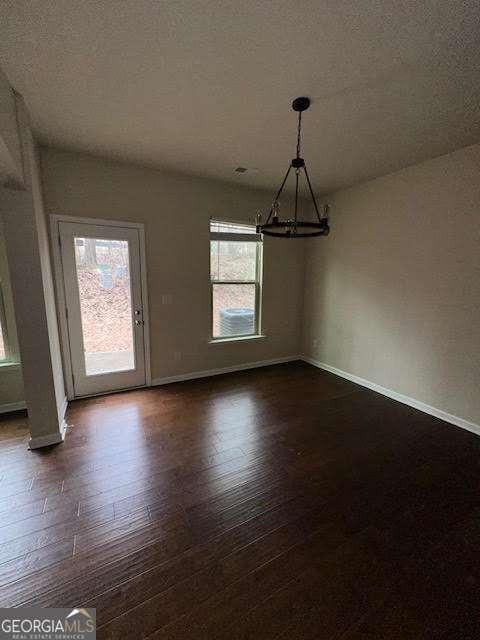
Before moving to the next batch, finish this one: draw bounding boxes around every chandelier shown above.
[256,97,330,238]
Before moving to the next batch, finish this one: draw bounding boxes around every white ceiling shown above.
[1,1,479,194]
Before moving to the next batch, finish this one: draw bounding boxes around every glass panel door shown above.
[59,221,146,397]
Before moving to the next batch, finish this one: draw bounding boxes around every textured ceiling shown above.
[1,1,479,194]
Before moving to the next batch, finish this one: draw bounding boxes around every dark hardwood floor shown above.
[0,361,479,638]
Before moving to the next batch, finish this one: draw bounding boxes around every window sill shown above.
[0,361,21,370]
[209,334,266,345]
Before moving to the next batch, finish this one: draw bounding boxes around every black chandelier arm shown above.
[265,164,292,224]
[303,163,323,223]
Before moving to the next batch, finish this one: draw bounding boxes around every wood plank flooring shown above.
[0,361,479,638]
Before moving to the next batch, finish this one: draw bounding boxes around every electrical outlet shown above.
[161,293,173,305]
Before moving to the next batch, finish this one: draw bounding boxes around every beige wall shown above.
[41,147,305,382]
[303,143,480,425]
[0,363,23,407]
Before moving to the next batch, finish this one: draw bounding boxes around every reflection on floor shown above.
[0,361,479,638]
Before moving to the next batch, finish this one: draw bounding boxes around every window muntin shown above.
[210,220,262,340]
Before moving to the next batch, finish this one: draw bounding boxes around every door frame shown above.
[50,214,151,400]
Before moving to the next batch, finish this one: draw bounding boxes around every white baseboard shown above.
[151,355,300,387]
[0,400,26,414]
[302,355,480,438]
[29,419,67,450]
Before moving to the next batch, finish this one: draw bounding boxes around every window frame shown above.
[0,225,21,366]
[210,220,263,342]
[0,281,11,362]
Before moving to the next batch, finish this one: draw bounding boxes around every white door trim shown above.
[50,214,151,400]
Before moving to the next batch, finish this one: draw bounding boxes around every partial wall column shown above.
[0,85,66,449]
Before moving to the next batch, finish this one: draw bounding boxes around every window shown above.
[0,229,20,364]
[210,219,263,340]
